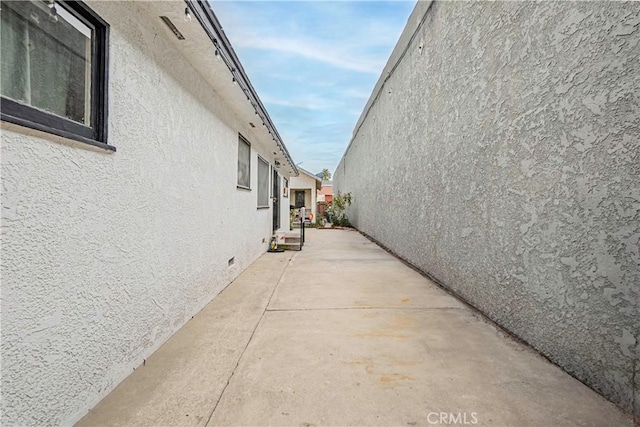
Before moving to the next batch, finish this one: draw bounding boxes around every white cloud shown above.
[234,35,384,74]
[211,0,415,173]
[261,94,333,111]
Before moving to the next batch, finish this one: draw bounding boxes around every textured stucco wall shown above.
[335,1,640,417]
[1,2,289,425]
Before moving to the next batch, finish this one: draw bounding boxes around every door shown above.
[295,190,305,208]
[272,169,280,233]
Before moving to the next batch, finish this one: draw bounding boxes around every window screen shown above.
[257,156,269,208]
[1,1,92,124]
[0,0,110,148]
[237,135,251,188]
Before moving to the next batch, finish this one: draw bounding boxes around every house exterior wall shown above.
[305,190,312,212]
[290,174,318,221]
[318,184,333,204]
[335,0,639,417]
[1,2,290,425]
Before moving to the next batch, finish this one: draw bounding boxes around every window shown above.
[237,135,251,189]
[257,156,269,208]
[0,0,110,149]
[283,178,289,198]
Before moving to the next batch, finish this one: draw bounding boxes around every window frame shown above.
[0,0,112,151]
[256,155,270,209]
[237,134,251,190]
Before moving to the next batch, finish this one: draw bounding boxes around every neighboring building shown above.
[317,180,333,221]
[317,180,333,204]
[0,1,297,425]
[335,0,639,419]
[289,167,322,223]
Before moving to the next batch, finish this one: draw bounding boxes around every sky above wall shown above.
[212,1,416,176]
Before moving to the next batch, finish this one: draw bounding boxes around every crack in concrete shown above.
[204,253,294,427]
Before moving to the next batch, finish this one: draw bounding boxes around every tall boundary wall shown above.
[334,1,639,418]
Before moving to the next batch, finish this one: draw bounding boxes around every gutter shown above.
[185,0,299,176]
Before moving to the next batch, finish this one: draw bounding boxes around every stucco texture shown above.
[1,1,288,425]
[335,1,640,417]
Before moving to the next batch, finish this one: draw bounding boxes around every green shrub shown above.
[328,192,352,227]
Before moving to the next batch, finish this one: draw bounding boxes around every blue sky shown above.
[212,1,416,176]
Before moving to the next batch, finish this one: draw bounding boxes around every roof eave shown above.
[185,0,298,176]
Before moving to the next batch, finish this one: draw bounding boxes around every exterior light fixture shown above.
[213,39,221,60]
[184,7,191,21]
[44,0,58,21]
[160,16,185,40]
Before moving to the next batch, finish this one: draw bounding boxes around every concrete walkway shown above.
[78,230,633,427]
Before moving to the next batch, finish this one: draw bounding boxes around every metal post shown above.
[299,206,306,249]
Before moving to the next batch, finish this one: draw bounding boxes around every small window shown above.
[237,135,251,189]
[283,178,289,198]
[0,0,110,150]
[257,156,269,208]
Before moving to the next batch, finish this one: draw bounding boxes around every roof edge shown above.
[186,0,299,176]
[297,167,323,190]
[338,0,432,166]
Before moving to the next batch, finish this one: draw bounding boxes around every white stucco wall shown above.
[1,2,292,425]
[305,190,312,210]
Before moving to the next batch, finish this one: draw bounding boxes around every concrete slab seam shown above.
[357,228,638,420]
[265,307,465,312]
[204,253,295,426]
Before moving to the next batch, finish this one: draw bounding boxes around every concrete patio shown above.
[77,229,633,427]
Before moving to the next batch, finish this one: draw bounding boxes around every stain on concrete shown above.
[344,359,416,388]
[379,374,415,384]
[353,332,411,339]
